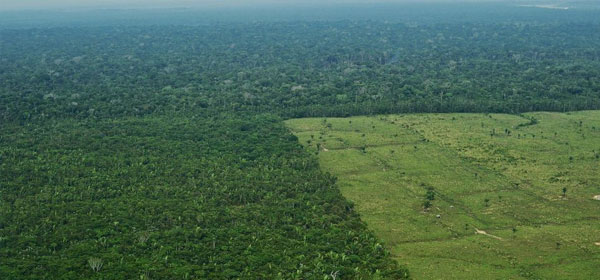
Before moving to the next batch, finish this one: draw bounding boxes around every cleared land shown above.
[286,111,600,279]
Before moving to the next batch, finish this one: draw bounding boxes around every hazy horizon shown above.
[2,0,597,29]
[0,0,553,11]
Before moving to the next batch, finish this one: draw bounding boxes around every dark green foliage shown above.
[0,115,407,279]
[422,188,435,210]
[423,200,432,210]
[2,20,600,122]
[425,188,435,202]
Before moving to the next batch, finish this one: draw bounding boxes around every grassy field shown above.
[286,111,600,279]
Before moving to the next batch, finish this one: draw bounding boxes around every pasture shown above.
[286,111,600,279]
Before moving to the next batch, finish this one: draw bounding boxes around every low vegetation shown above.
[287,111,600,279]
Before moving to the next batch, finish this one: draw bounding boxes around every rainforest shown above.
[1,1,600,279]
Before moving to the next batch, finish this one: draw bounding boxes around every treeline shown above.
[278,98,600,118]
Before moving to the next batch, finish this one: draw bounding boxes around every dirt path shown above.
[475,228,504,240]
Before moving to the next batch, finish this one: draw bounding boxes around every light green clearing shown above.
[286,111,600,279]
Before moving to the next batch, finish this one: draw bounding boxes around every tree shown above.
[423,200,432,210]
[425,188,435,201]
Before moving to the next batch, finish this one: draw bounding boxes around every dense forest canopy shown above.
[1,2,600,279]
[2,4,600,122]
[0,114,407,278]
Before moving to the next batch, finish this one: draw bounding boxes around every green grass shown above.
[286,111,600,279]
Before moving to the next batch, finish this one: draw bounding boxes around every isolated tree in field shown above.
[425,188,435,201]
[423,200,432,210]
[562,187,567,198]
[423,187,435,211]
[484,198,490,207]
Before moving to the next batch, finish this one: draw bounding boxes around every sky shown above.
[0,0,536,11]
[3,0,354,10]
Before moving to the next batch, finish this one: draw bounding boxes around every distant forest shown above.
[2,11,600,122]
